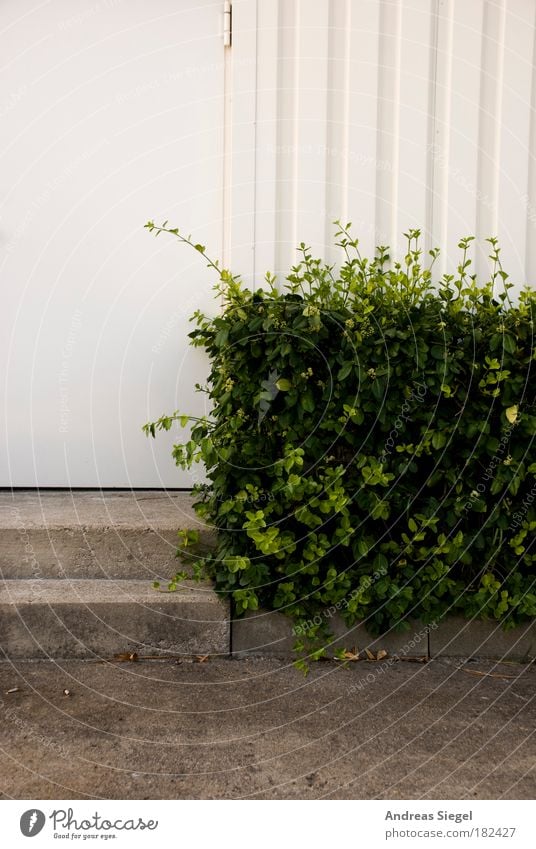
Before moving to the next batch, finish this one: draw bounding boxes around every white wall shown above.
[2,0,534,487]
[0,0,225,487]
[231,0,536,291]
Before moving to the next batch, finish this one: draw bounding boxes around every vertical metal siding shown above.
[233,0,536,289]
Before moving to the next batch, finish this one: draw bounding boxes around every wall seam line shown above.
[426,0,441,255]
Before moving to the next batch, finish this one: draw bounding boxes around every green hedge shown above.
[145,222,536,664]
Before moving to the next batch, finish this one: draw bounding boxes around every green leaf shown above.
[301,391,315,413]
[432,431,447,449]
[505,405,518,424]
[338,362,353,380]
[502,334,517,354]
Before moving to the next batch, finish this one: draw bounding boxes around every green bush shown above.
[144,221,536,664]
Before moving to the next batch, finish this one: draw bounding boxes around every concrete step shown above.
[0,579,229,659]
[2,493,533,663]
[0,491,214,580]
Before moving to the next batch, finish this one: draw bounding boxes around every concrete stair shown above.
[0,490,214,580]
[0,491,228,659]
[0,578,227,659]
[1,491,534,662]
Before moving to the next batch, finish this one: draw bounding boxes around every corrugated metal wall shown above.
[232,0,536,290]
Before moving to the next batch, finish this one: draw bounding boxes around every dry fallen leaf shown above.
[376,649,388,661]
[195,655,209,663]
[365,648,375,661]
[341,649,360,662]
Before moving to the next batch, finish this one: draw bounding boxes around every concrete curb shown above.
[232,609,536,661]
[232,609,431,657]
[430,616,536,660]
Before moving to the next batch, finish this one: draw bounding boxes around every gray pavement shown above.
[0,657,534,800]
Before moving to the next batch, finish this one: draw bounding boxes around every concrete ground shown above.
[0,657,534,800]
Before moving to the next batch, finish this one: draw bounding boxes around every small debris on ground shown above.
[340,649,360,662]
[364,648,389,661]
[462,667,518,681]
[393,655,428,663]
[335,648,392,663]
